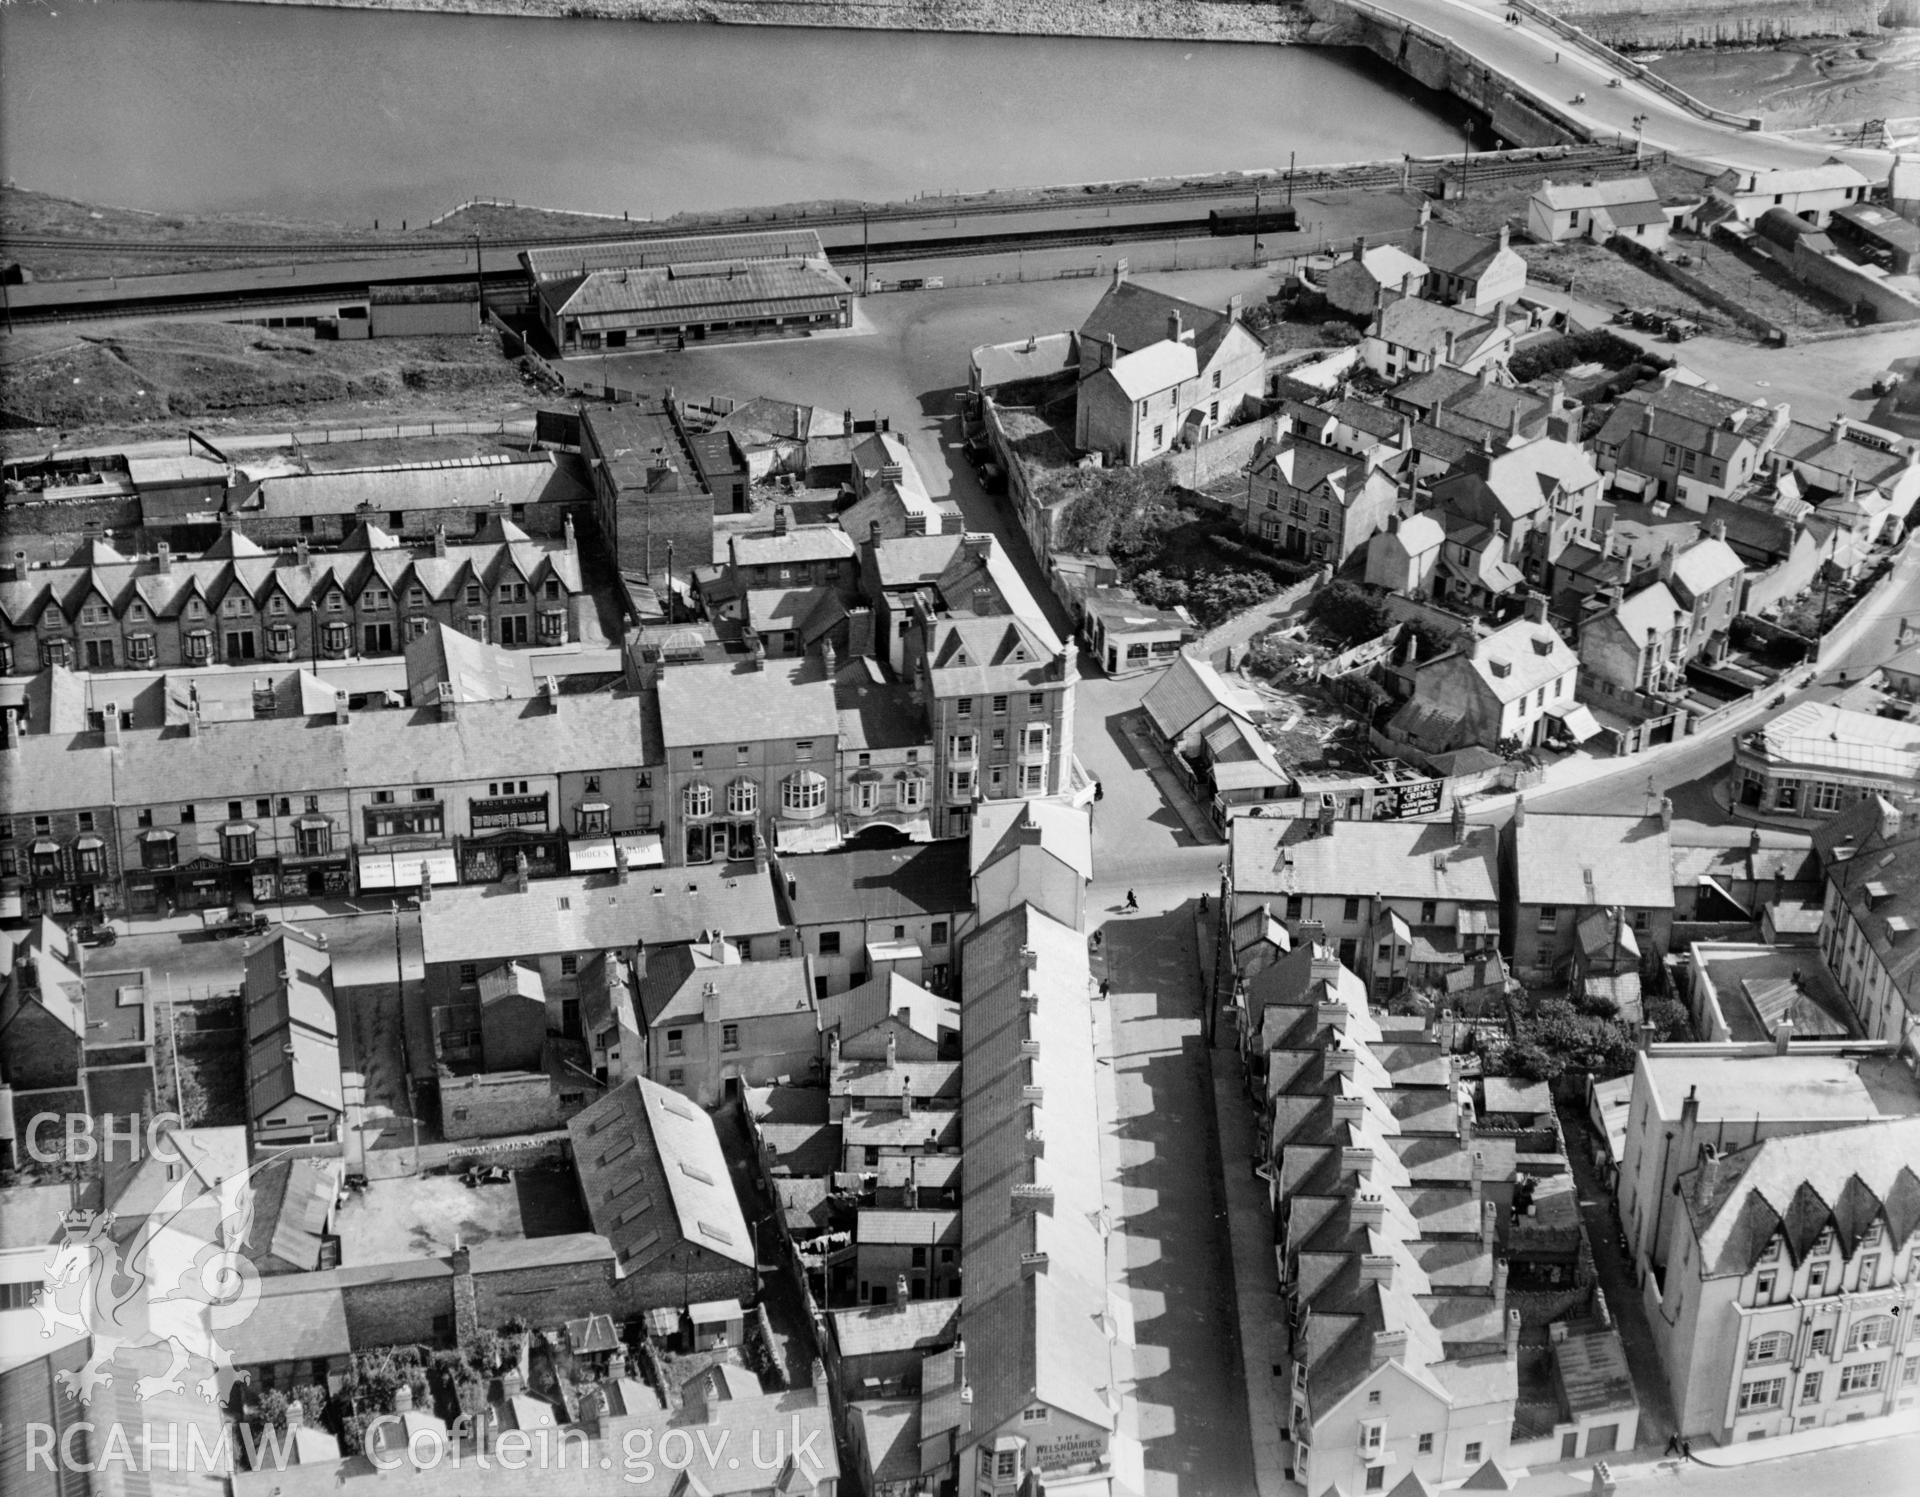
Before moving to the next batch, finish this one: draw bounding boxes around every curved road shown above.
[1368,0,1889,174]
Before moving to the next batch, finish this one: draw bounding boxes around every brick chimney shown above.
[1359,1254,1395,1287]
[1369,1329,1408,1368]
[1167,311,1184,345]
[155,541,172,575]
[433,526,448,558]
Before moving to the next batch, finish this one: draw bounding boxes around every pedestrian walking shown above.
[1099,977,1111,999]
[1665,1434,1681,1457]
[1680,1440,1693,1461]
[1092,928,1104,950]
[1125,889,1139,912]
[1198,891,1210,914]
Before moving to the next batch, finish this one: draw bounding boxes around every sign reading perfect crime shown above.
[1393,779,1443,818]
[470,794,550,832]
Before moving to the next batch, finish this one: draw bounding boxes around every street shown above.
[1498,1427,1918,1497]
[1097,898,1255,1496]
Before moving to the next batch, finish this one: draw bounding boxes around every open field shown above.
[0,320,534,436]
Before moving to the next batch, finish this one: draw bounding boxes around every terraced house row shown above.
[0,517,590,674]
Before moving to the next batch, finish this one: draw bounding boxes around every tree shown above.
[1646,997,1693,1042]
[1049,460,1177,557]
[1309,581,1390,645]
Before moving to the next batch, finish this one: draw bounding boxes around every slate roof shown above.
[776,840,970,927]
[1421,222,1506,278]
[970,799,1093,882]
[1078,279,1232,366]
[0,525,581,631]
[820,973,958,1049]
[971,331,1080,390]
[925,614,1061,695]
[1108,340,1199,401]
[1667,536,1745,600]
[1533,176,1660,212]
[639,948,816,1027]
[959,903,1119,1437]
[656,658,838,748]
[732,526,857,569]
[568,1076,754,1272]
[831,1297,962,1359]
[418,866,782,967]
[1232,817,1500,905]
[1141,653,1260,740]
[1680,1116,1920,1277]
[1460,615,1578,705]
[243,928,342,1119]
[1512,813,1674,909]
[1373,297,1499,360]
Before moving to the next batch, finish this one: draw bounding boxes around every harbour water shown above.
[0,1,1466,227]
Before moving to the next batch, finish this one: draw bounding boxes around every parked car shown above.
[1873,368,1904,396]
[1664,318,1702,342]
[70,919,117,948]
[203,904,271,940]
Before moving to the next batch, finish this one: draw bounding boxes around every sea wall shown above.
[200,0,1909,47]
[192,0,1314,43]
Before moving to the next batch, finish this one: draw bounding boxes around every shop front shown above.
[358,846,459,895]
[278,854,354,900]
[462,792,561,884]
[567,833,666,874]
[17,836,117,917]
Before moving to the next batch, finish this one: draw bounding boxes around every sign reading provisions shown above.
[471,794,549,832]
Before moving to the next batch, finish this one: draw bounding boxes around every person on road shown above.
[1198,891,1210,914]
[1099,977,1111,999]
[1125,889,1139,912]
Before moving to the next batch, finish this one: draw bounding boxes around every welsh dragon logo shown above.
[38,1158,268,1407]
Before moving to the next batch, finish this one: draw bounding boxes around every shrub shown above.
[1309,581,1390,645]
[1509,327,1648,384]
[1048,460,1178,557]
[1319,320,1363,347]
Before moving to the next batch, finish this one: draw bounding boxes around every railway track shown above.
[0,146,1647,259]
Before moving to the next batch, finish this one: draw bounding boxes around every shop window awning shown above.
[775,821,843,856]
[1546,703,1602,742]
[570,838,618,872]
[360,849,457,889]
[617,834,665,868]
[837,812,934,844]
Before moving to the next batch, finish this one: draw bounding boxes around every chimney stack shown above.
[433,526,448,558]
[1167,311,1184,345]
[1505,1307,1521,1359]
[1774,1017,1794,1054]
[156,542,172,575]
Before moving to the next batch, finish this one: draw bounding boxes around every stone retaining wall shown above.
[197,0,1314,42]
